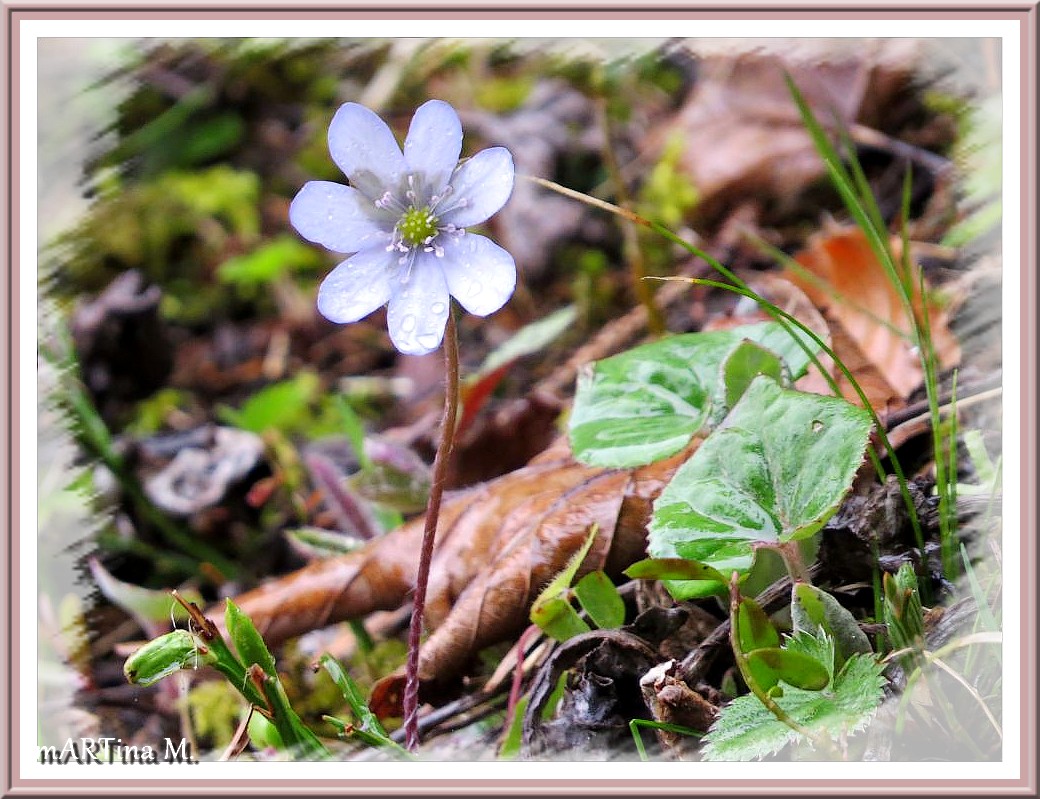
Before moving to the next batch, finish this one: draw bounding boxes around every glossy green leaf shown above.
[225,599,278,678]
[569,323,820,468]
[746,648,830,692]
[791,583,872,664]
[574,571,625,629]
[649,376,873,599]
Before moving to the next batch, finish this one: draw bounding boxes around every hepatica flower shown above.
[290,100,516,355]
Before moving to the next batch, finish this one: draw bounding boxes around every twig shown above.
[389,687,508,745]
[219,707,257,761]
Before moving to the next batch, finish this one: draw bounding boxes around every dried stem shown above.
[402,312,461,752]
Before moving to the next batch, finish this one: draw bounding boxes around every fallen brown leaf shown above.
[224,441,689,686]
[786,225,961,403]
[658,50,913,226]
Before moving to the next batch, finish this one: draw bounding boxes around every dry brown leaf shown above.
[785,226,961,403]
[657,51,912,225]
[224,442,689,685]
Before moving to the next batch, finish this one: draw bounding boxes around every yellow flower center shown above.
[398,207,439,247]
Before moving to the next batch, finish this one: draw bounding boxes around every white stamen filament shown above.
[432,196,470,216]
[375,191,406,214]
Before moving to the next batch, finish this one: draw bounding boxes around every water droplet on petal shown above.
[401,314,417,333]
[467,280,482,298]
[417,333,440,350]
[431,302,446,315]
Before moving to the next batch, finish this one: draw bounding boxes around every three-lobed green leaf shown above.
[569,323,819,468]
[648,375,874,599]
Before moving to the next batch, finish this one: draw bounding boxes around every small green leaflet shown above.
[569,323,820,468]
[530,524,599,641]
[648,376,873,599]
[573,571,625,630]
[226,599,279,678]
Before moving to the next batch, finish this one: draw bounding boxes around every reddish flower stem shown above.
[402,312,460,752]
[506,624,540,722]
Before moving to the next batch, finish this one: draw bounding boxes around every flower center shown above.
[398,207,439,247]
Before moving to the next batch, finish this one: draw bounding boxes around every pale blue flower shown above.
[290,100,516,355]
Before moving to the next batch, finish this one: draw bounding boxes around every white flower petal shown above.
[403,100,463,199]
[440,233,516,317]
[328,102,407,200]
[438,147,515,229]
[289,181,390,254]
[386,254,451,356]
[316,247,395,324]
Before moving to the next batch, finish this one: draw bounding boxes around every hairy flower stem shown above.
[776,541,811,585]
[403,312,461,752]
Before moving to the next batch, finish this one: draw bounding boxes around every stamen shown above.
[433,197,470,217]
[375,190,406,213]
[430,184,454,212]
